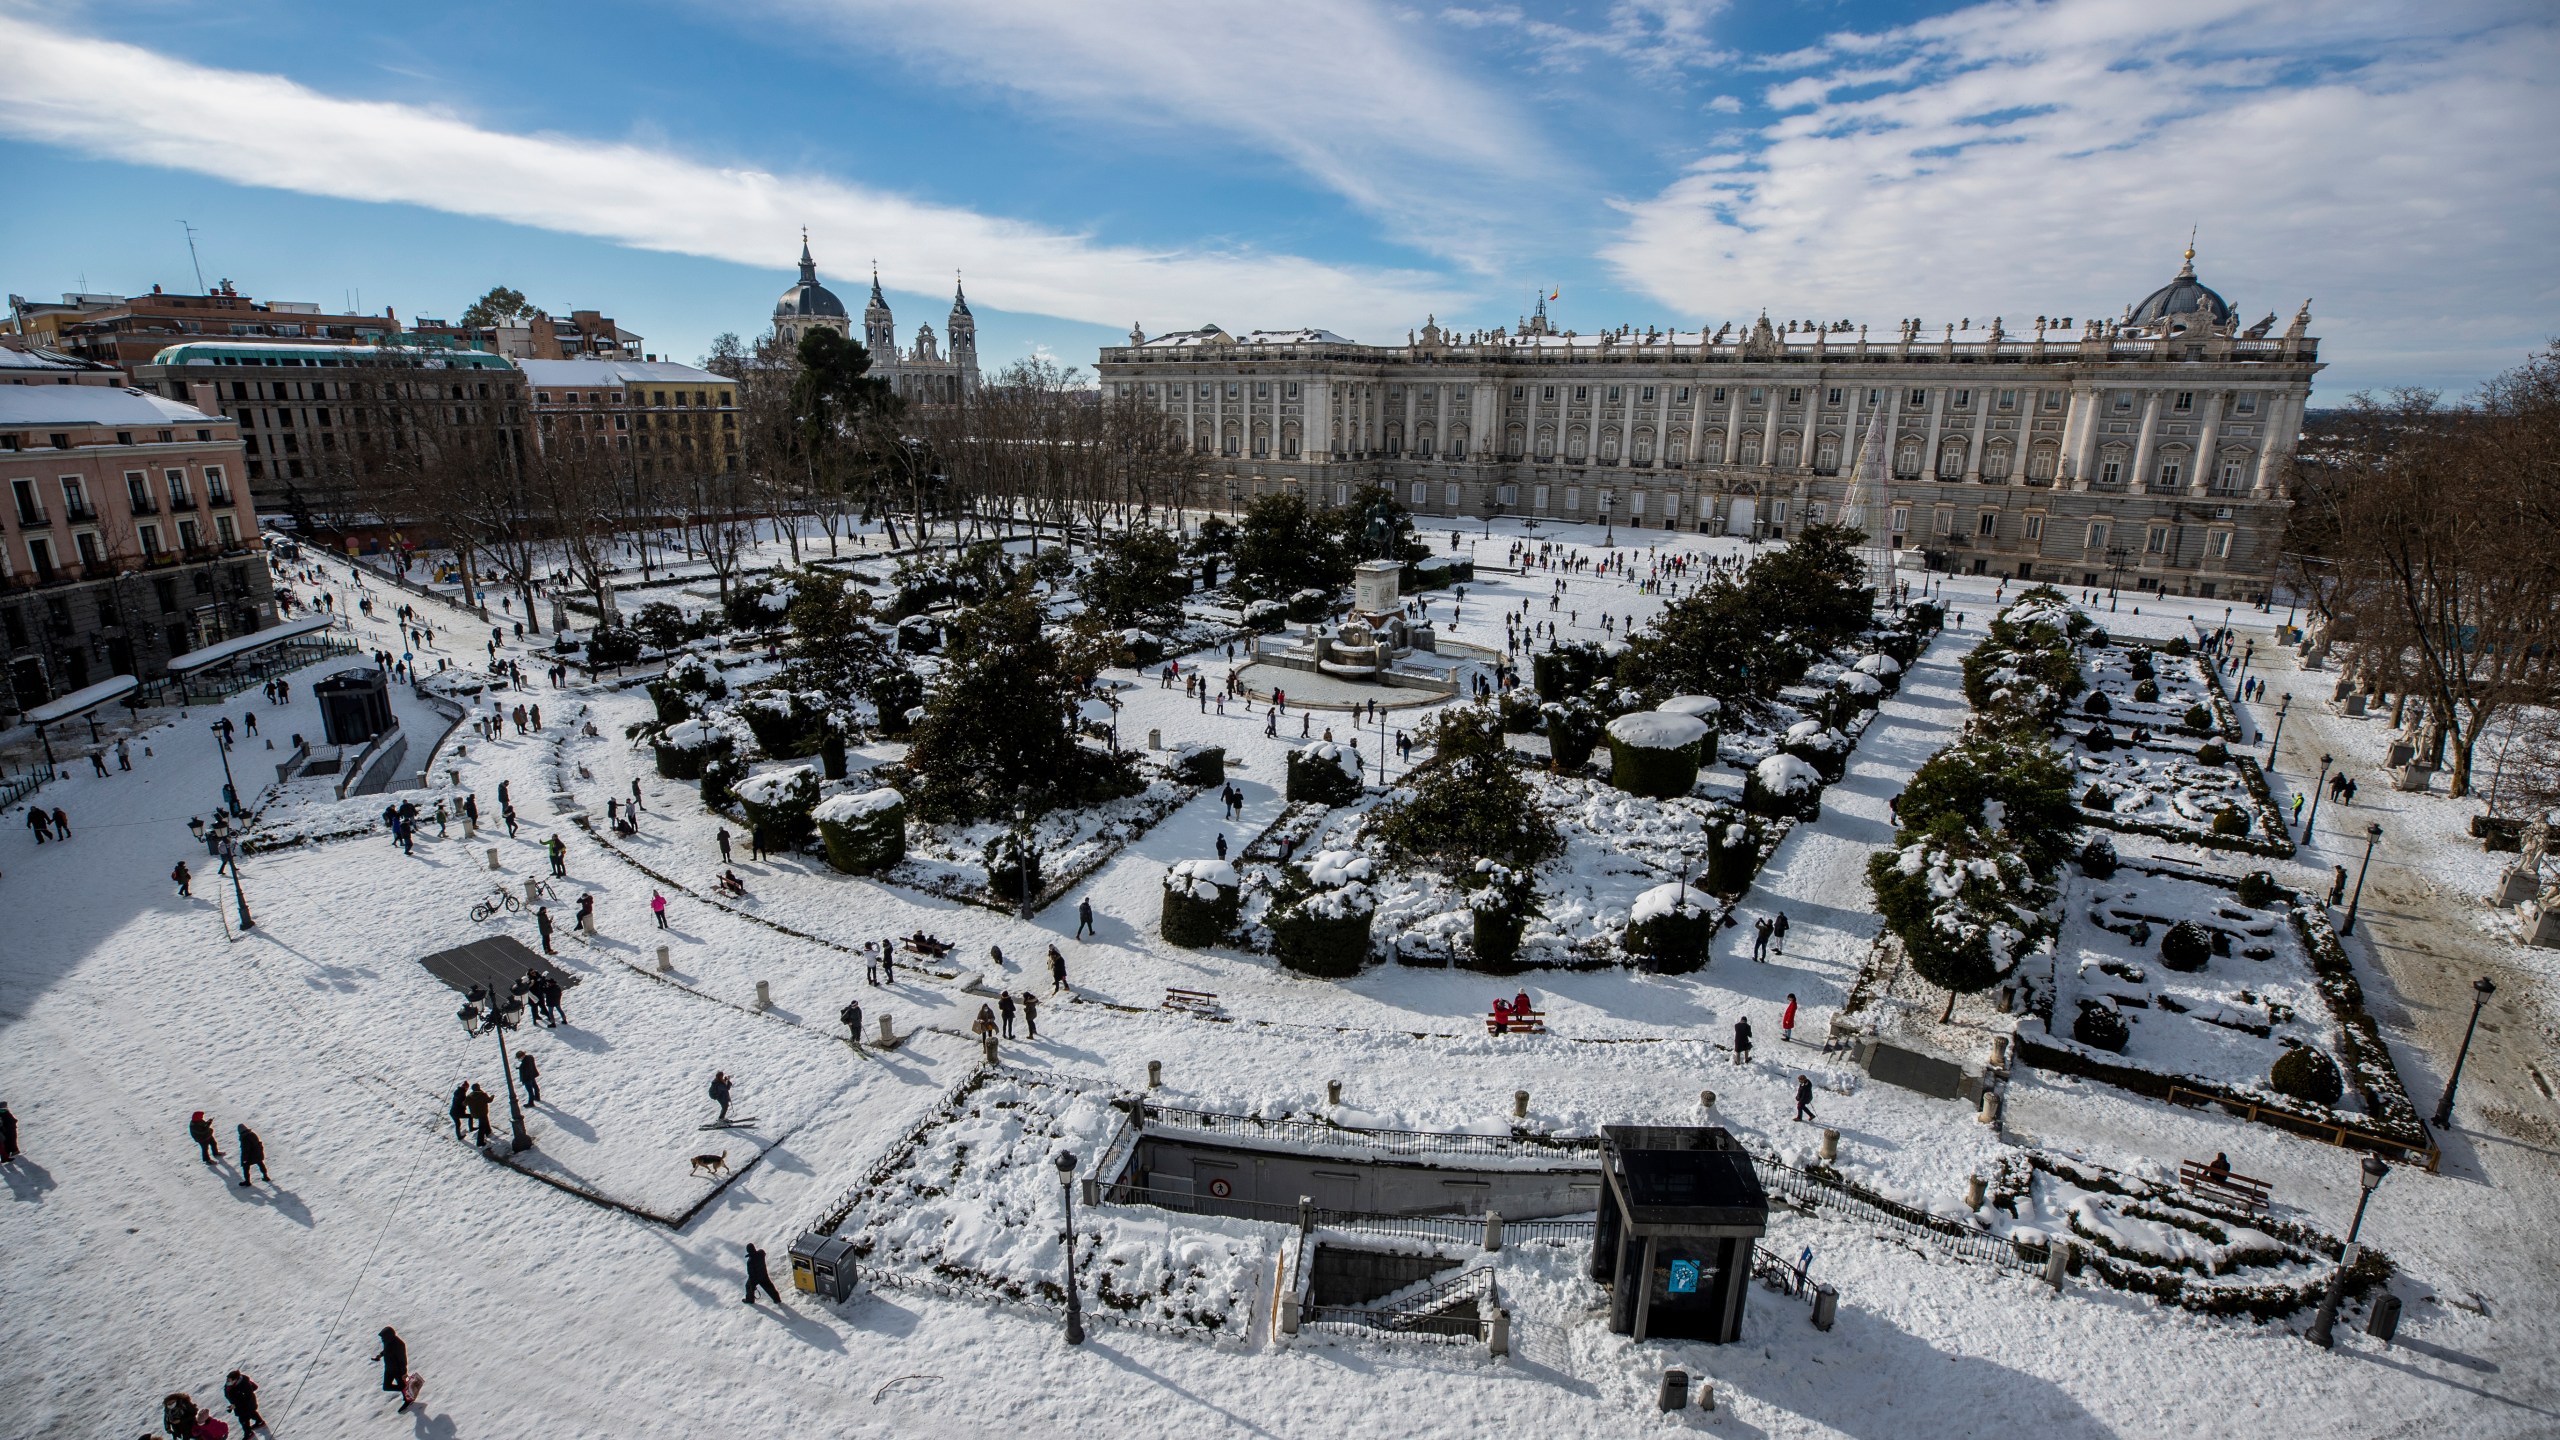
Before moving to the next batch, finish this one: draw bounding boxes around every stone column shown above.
[1963,386,1992,482]
[1922,385,1947,481]
[1653,377,1672,468]
[2129,389,2163,491]
[2062,383,2097,486]
[2191,390,2224,496]
[1838,379,1862,475]
[2252,390,2296,494]
[1723,384,1744,466]
[1211,380,1225,461]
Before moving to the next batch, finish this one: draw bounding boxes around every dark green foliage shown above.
[2163,635,2191,657]
[1330,482,1428,568]
[724,578,786,631]
[1459,862,1540,973]
[700,754,742,810]
[2160,920,2212,972]
[2128,653,2155,679]
[1499,691,1543,733]
[1868,814,2047,1019]
[2269,1045,2343,1106]
[1285,745,1364,805]
[646,682,694,727]
[786,570,893,707]
[981,831,1042,903]
[1232,492,1348,600]
[2196,741,2230,766]
[634,601,691,652]
[1743,763,1822,820]
[2086,628,2110,648]
[2134,679,2161,703]
[737,766,821,852]
[653,730,733,781]
[2183,704,2213,732]
[1467,907,1530,972]
[2085,725,2116,753]
[1374,706,1562,874]
[1273,907,1373,977]
[1897,732,2083,879]
[1627,899,1714,974]
[820,732,847,780]
[587,626,641,667]
[817,795,906,875]
[2074,1000,2131,1052]
[1174,745,1226,787]
[1284,589,1336,622]
[1532,642,1610,700]
[1545,703,1603,771]
[1705,816,1761,895]
[2083,782,2113,810]
[2080,836,2119,878]
[871,669,924,737]
[2084,692,2114,717]
[1084,524,1190,630]
[2210,807,2250,836]
[903,579,1110,823]
[1608,728,1702,797]
[2236,871,2280,908]
[1617,526,1873,706]
[740,690,828,759]
[1160,868,1240,948]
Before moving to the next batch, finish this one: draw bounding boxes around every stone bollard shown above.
[1657,1370,1689,1412]
[1980,1090,2004,1127]
[1820,1128,1840,1163]
[1327,1079,1342,1106]
[523,876,541,905]
[486,847,500,870]
[1513,1089,1530,1119]
[1081,1176,1100,1208]
[655,944,671,973]
[1699,1089,1716,1111]
[981,1032,998,1065]
[1965,1175,1988,1210]
[1487,1306,1511,1358]
[1988,1035,2011,1069]
[1279,1295,1301,1336]
[754,980,772,1011]
[1148,1060,1163,1090]
[1811,1284,1838,1332]
[2045,1240,2072,1291]
[1483,1210,1504,1253]
[876,1014,896,1047]
[1148,728,1161,751]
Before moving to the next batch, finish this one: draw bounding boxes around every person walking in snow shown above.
[1772,912,1790,955]
[373,1326,412,1411]
[743,1242,783,1306]
[841,999,863,1047]
[222,1368,265,1433]
[999,991,1017,1039]
[1732,1017,1753,1065]
[1215,833,1228,861]
[465,1084,493,1143]
[1049,945,1069,994]
[236,1124,270,1186]
[516,1051,541,1105]
[709,1071,733,1123]
[1076,897,1095,939]
[546,834,568,878]
[1795,1075,1816,1122]
[189,1111,223,1165]
[541,971,567,1026]
[172,861,192,898]
[0,1100,19,1163]
[1751,917,1772,962]
[536,904,556,954]
[651,890,669,929]
[448,1084,470,1142]
[1781,994,1798,1044]
[575,893,595,937]
[1021,992,1039,1039]
[162,1390,204,1437]
[717,828,732,864]
[26,807,50,843]
[972,1004,998,1043]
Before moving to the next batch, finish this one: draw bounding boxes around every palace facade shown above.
[1097,252,2317,601]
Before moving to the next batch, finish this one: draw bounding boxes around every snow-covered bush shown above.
[1542,700,1603,771]
[1242,599,1287,633]
[1160,858,1240,948]
[1780,719,1851,785]
[2195,740,2230,766]
[2084,725,2117,753]
[1499,690,1545,733]
[2159,919,2213,972]
[1285,741,1364,805]
[1605,711,1709,798]
[2083,692,2114,718]
[2074,999,2131,1052]
[2269,1043,2343,1105]
[1285,587,1334,622]
[2236,870,2280,908]
[1625,881,1716,974]
[734,764,822,851]
[1461,860,1539,973]
[1705,816,1762,895]
[1744,753,1824,820]
[1531,641,1611,700]
[1271,850,1375,977]
[739,688,828,759]
[2134,679,2161,703]
[587,625,641,667]
[2183,704,2213,733]
[1834,669,1886,712]
[652,718,734,781]
[981,831,1042,905]
[815,787,906,875]
[1868,815,2056,1020]
[2209,807,2250,837]
[1172,743,1226,788]
[2079,836,2119,879]
[699,753,743,810]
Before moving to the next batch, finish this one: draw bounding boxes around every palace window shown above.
[2100,457,2123,485]
[1748,388,1765,406]
[1909,388,1928,407]
[2173,391,2194,412]
[2236,393,2259,414]
[2088,521,2110,551]
[2113,392,2134,412]
[2211,531,2233,558]
[1573,386,1588,402]
[1826,387,1843,406]
[1997,390,2016,410]
[1953,389,1972,409]
[1513,386,1526,399]
[1815,438,1838,470]
[1676,387,1691,403]
[1934,509,1953,535]
[1607,386,1621,402]
[1498,484,1516,504]
[1641,386,1656,403]
[1786,387,1802,406]
[1564,486,1581,510]
[1710,387,1726,404]
[1890,506,1909,533]
[2217,456,2246,488]
[2146,525,2169,554]
[1978,511,1998,537]
[1543,386,1558,401]
[2159,457,2183,487]
[2024,514,2044,541]
[1446,483,1462,506]
[2043,390,2063,411]
[1411,481,1428,505]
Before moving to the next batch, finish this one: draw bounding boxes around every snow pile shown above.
[659,717,724,750]
[1837,670,1885,696]
[1302,741,1362,777]
[1165,857,1240,899]
[1854,653,1903,677]
[1657,694,1722,719]
[1295,849,1378,918]
[1754,753,1822,795]
[1630,881,1715,924]
[732,763,820,807]
[1605,711,1708,751]
[812,786,904,824]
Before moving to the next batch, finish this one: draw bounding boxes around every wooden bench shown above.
[2179,1160,2273,1215]
[1487,1008,1548,1036]
[1163,988,1224,1018]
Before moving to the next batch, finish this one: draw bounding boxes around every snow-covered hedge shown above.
[815,786,906,874]
[1285,742,1364,805]
[1744,753,1824,820]
[1605,711,1710,799]
[1272,850,1376,977]
[1625,881,1716,973]
[734,764,822,850]
[652,718,735,780]
[1460,860,1539,973]
[1161,858,1241,948]
[739,688,828,759]
[1172,743,1226,788]
[1780,720,1851,784]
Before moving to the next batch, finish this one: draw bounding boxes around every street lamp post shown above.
[1054,1150,1085,1345]
[2264,694,2292,770]
[211,817,253,931]
[2305,1154,2389,1348]
[458,985,534,1153]
[211,720,245,817]
[2304,753,2333,838]
[2344,824,2383,935]
[2431,976,2499,1130]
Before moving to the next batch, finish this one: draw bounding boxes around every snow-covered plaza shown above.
[5,516,2557,1439]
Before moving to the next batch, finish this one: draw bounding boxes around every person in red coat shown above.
[1781,994,1798,1042]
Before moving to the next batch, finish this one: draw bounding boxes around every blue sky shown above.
[2,0,2553,396]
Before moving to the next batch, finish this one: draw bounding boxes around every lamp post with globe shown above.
[1054,1150,1085,1344]
[2305,1154,2389,1348]
[458,984,534,1154]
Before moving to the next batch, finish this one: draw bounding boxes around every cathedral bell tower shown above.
[947,274,977,390]
[863,265,897,361]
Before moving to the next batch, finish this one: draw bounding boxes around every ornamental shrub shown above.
[1605,711,1709,797]
[2210,807,2250,837]
[2195,741,2230,766]
[2085,726,2116,753]
[1160,859,1241,948]
[2074,1000,2130,1052]
[1286,743,1364,805]
[2163,635,2191,657]
[815,789,907,874]
[1546,703,1604,772]
[1705,816,1760,895]
[981,831,1042,905]
[2269,1044,2344,1106]
[2159,919,2213,972]
[1174,744,1226,787]
[1625,883,1716,974]
[2134,679,2161,703]
[2082,783,2113,811]
[2083,692,2114,717]
[2079,836,2119,878]
[587,626,642,668]
[734,765,822,852]
[2236,870,2280,908]
[2184,704,2213,732]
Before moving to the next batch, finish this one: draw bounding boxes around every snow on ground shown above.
[4,527,2557,1437]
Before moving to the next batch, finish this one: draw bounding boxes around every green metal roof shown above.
[145,339,519,371]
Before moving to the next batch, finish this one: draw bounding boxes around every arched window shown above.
[1814,436,1839,471]
[1776,435,1800,468]
[2157,453,2184,488]
[1537,429,1555,460]
[1701,435,1724,464]
[1937,444,1965,478]
[1599,431,1621,463]
[1567,429,1588,462]
[1667,438,1688,465]
[2027,444,2058,481]
[2216,452,2247,490]
[1738,435,1762,465]
[1506,424,1525,459]
[1983,444,2012,480]
[1895,442,1922,477]
[1633,430,1655,464]
[1449,425,1469,456]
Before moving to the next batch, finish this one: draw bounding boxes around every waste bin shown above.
[789,1230,859,1302]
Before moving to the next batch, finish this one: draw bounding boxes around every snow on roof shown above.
[813,787,904,823]
[0,385,221,427]
[1133,326,1356,348]
[519,358,727,388]
[20,673,139,726]
[1631,881,1716,926]
[167,615,338,675]
[1606,711,1708,750]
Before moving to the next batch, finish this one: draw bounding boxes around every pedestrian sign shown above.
[1667,1259,1701,1295]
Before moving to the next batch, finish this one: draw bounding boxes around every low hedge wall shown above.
[1274,906,1373,977]
[1286,744,1364,805]
[816,789,906,875]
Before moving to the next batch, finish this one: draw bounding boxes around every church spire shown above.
[950,271,971,318]
[869,262,886,308]
[798,229,817,285]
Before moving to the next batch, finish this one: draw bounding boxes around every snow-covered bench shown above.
[2178,1160,2272,1215]
[1162,988,1224,1018]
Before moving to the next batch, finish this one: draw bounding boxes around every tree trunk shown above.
[1941,987,1959,1023]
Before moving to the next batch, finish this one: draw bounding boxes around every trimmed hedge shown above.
[1273,906,1373,977]
[2074,1000,2131,1052]
[735,765,821,851]
[1174,744,1227,787]
[2270,1044,2344,1107]
[654,730,734,781]
[2159,920,2212,972]
[1627,903,1714,974]
[1606,732,1703,797]
[1546,704,1604,771]
[1705,818,1761,895]
[1286,744,1364,805]
[816,791,906,875]
[1464,907,1531,973]
[1161,862,1241,948]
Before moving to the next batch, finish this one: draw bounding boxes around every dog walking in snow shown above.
[690,1149,730,1178]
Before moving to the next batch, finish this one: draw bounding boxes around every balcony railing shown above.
[169,495,200,512]
[127,497,160,515]
[63,503,97,524]
[12,504,44,527]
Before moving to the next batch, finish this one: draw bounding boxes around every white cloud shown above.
[1604,0,2560,392]
[1706,94,1743,114]
[750,0,1555,269]
[1443,0,1733,75]
[0,13,1461,338]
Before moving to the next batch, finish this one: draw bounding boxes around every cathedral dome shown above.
[2128,247,2232,328]
[775,239,847,320]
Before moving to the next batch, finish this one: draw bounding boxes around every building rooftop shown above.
[0,385,225,427]
[143,340,518,371]
[517,358,728,390]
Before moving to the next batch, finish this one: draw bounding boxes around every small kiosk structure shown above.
[1589,1125,1769,1343]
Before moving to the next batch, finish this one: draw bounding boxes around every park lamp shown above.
[189,815,206,842]
[1055,1150,1085,1345]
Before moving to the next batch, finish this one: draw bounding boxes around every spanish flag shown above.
[1548,288,1561,301]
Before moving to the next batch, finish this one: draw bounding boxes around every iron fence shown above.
[1302,1266,1490,1343]
[1750,1151,2039,1278]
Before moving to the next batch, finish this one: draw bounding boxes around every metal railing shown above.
[1750,1150,2039,1278]
[1105,1181,1596,1248]
[1303,1265,1490,1342]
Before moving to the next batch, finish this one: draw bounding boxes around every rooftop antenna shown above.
[179,220,206,293]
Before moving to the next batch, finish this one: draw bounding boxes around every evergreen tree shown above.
[903,577,1109,821]
[1232,492,1347,599]
[1867,813,2051,1020]
[1896,731,2082,879]
[1374,705,1561,873]
[459,285,533,329]
[1330,482,1429,566]
[784,569,895,707]
[1083,524,1189,630]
